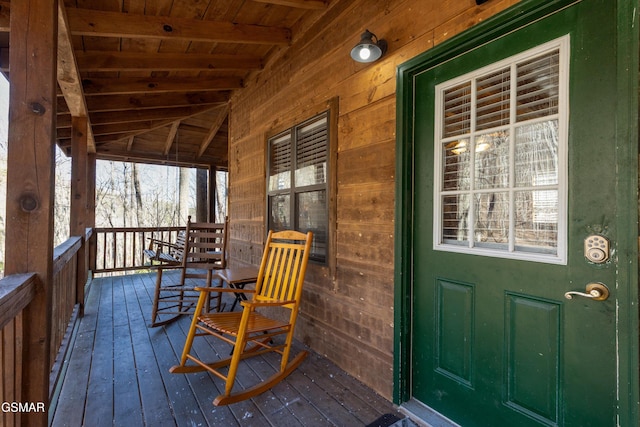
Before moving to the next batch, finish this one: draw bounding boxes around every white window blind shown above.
[295,116,327,187]
[269,133,291,191]
[434,36,568,264]
[267,112,329,263]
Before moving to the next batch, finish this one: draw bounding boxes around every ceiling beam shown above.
[74,51,262,72]
[0,2,9,32]
[163,121,181,156]
[81,76,243,95]
[66,8,291,45]
[97,120,176,136]
[175,123,216,134]
[6,51,262,74]
[57,2,96,153]
[58,120,178,138]
[58,92,230,113]
[84,151,226,169]
[58,118,182,147]
[60,136,227,167]
[252,0,328,10]
[198,106,229,158]
[57,105,217,127]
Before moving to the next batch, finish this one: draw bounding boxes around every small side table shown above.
[217,266,259,311]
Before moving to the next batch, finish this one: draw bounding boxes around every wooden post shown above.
[5,0,57,425]
[196,168,208,222]
[87,153,97,273]
[71,116,88,313]
[209,166,217,222]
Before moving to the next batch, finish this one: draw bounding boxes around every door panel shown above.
[411,1,621,426]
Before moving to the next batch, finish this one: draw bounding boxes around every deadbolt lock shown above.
[584,235,610,263]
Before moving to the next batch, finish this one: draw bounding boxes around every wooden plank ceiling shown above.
[0,0,328,169]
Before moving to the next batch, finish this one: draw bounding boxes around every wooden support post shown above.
[209,166,217,222]
[196,168,208,222]
[5,0,57,425]
[87,153,97,273]
[71,116,88,314]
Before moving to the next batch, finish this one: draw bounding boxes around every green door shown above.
[401,1,638,426]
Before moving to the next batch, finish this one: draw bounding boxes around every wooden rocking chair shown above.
[143,229,187,266]
[149,216,228,327]
[170,229,313,406]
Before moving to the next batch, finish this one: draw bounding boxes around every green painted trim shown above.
[393,0,640,417]
[393,50,414,404]
[396,0,579,76]
[613,1,639,424]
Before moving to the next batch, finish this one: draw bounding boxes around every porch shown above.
[50,270,404,427]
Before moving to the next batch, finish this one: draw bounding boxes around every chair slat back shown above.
[171,230,187,261]
[254,230,313,308]
[182,217,229,270]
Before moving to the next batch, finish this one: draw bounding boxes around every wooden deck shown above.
[50,271,404,427]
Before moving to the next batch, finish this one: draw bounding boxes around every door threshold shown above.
[399,399,461,427]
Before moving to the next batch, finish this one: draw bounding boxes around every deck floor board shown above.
[51,271,400,426]
[83,273,116,427]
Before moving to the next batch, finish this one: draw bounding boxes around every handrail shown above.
[53,236,82,275]
[93,226,185,274]
[50,236,85,368]
[93,226,184,233]
[0,273,38,330]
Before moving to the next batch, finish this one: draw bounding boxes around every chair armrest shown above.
[241,299,296,308]
[194,287,256,294]
[147,237,181,249]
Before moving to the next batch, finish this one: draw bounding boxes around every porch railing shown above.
[0,230,89,426]
[0,225,187,425]
[51,236,82,361]
[0,273,38,427]
[93,226,185,274]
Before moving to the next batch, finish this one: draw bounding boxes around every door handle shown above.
[564,282,609,301]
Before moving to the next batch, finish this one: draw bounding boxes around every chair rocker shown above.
[150,217,228,328]
[170,229,313,406]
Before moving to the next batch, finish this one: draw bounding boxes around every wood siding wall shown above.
[228,0,520,399]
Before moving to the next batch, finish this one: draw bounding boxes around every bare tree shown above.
[54,147,71,245]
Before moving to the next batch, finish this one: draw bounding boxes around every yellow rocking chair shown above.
[170,229,313,406]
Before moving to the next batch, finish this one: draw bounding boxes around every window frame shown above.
[433,36,569,265]
[266,107,334,265]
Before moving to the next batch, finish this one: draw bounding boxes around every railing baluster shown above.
[111,232,117,270]
[92,226,185,274]
[102,233,107,271]
[122,232,126,269]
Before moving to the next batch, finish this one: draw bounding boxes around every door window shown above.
[434,36,569,264]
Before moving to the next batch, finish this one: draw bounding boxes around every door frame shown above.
[393,0,639,424]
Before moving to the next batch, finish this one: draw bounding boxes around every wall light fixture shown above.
[350,30,387,63]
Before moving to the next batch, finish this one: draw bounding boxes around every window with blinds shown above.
[434,36,568,264]
[268,112,329,263]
